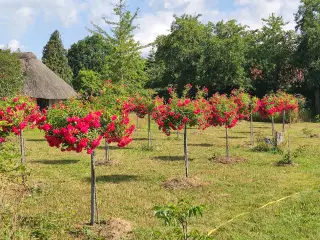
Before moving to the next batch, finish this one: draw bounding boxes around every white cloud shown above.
[88,0,117,25]
[0,39,25,51]
[0,0,87,37]
[226,0,300,29]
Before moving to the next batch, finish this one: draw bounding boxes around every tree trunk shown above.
[315,88,320,115]
[105,139,109,163]
[136,115,139,130]
[250,111,253,146]
[148,113,151,147]
[176,130,179,138]
[90,151,96,225]
[288,114,292,164]
[183,222,188,240]
[20,129,25,164]
[282,110,286,132]
[226,127,229,157]
[184,123,189,178]
[271,116,275,137]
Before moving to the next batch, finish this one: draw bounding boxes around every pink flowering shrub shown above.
[0,96,43,142]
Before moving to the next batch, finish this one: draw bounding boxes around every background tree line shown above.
[1,0,320,115]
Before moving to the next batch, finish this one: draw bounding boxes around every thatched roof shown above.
[19,52,77,99]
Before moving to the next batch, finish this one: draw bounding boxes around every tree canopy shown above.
[295,0,320,113]
[42,30,73,85]
[90,0,148,91]
[67,34,110,79]
[0,50,22,97]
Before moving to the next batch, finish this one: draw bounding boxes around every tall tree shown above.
[148,15,211,94]
[67,34,110,79]
[90,0,147,91]
[295,0,320,114]
[248,14,297,97]
[200,20,250,93]
[0,50,22,97]
[42,30,73,85]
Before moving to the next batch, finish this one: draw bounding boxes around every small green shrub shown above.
[277,145,307,165]
[252,134,283,154]
[302,127,313,137]
[153,200,214,240]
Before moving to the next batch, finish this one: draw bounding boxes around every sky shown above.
[0,0,301,58]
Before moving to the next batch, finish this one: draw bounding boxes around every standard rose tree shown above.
[231,89,260,146]
[259,93,284,136]
[0,96,43,163]
[89,80,132,163]
[275,91,299,164]
[128,89,156,147]
[153,84,207,177]
[203,93,239,157]
[276,91,299,132]
[40,99,134,225]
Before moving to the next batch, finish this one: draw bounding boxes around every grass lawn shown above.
[4,118,320,239]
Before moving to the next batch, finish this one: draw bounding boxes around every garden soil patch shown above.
[210,156,247,164]
[71,218,132,240]
[163,176,207,190]
[97,218,133,240]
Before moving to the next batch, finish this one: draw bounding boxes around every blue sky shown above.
[0,0,300,58]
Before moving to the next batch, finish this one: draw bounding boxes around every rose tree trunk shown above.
[250,111,253,146]
[225,127,230,157]
[90,151,96,225]
[148,113,151,147]
[184,123,189,178]
[20,129,25,164]
[105,139,110,163]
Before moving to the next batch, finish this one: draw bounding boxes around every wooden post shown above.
[271,116,275,137]
[148,113,151,147]
[105,139,109,163]
[20,129,25,164]
[90,151,96,225]
[282,110,286,132]
[184,123,189,178]
[288,114,292,163]
[136,115,139,130]
[226,127,229,157]
[250,110,253,146]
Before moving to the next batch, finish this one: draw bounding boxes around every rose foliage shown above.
[0,96,43,142]
[259,91,299,118]
[40,98,135,154]
[153,84,207,136]
[203,93,239,129]
[128,89,156,118]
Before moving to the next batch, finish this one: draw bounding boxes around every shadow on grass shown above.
[33,159,80,165]
[85,174,139,183]
[153,156,185,161]
[189,143,213,147]
[218,136,247,139]
[27,139,46,142]
[97,145,132,150]
[133,138,149,141]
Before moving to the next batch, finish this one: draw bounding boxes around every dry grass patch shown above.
[163,176,207,190]
[209,156,247,164]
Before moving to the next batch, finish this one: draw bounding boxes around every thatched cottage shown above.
[19,52,77,109]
